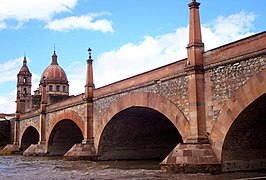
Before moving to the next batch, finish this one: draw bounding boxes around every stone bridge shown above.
[3,0,266,173]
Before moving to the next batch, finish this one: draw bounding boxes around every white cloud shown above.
[31,73,41,94]
[93,11,256,87]
[66,61,86,95]
[0,21,7,30]
[0,57,23,84]
[94,27,188,87]
[202,11,256,50]
[0,0,77,30]
[46,13,114,33]
[0,94,16,113]
[0,0,113,33]
[0,0,77,22]
[0,57,39,113]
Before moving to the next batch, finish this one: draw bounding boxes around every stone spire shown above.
[186,0,206,142]
[64,48,97,160]
[187,0,204,66]
[23,54,27,66]
[84,48,94,101]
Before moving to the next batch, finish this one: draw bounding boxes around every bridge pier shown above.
[23,143,46,156]
[160,0,221,174]
[160,137,221,174]
[63,138,97,161]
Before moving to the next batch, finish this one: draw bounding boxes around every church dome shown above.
[39,51,69,96]
[41,64,68,83]
[40,51,68,84]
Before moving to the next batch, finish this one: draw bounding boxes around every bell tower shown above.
[17,55,32,113]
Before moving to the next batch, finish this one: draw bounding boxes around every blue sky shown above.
[0,0,265,113]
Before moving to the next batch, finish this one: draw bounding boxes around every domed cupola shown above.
[39,50,69,95]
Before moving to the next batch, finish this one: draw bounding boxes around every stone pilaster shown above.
[63,48,97,160]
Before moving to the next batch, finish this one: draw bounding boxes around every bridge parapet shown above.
[203,31,266,66]
[94,59,187,98]
[20,109,40,120]
[46,94,85,113]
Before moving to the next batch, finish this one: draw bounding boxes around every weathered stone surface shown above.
[1,144,20,155]
[222,160,266,172]
[63,142,97,161]
[23,144,46,156]
[207,55,266,122]
[160,143,221,174]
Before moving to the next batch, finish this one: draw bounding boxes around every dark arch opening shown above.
[47,119,83,156]
[222,94,266,172]
[98,106,183,160]
[21,126,39,151]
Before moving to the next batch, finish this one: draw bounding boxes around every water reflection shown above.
[0,156,265,180]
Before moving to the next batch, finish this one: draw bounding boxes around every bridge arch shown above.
[210,69,266,171]
[95,92,190,159]
[47,110,84,155]
[20,126,39,151]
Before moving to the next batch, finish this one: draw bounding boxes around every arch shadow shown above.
[20,126,39,151]
[47,119,83,156]
[46,110,84,155]
[47,110,84,144]
[95,92,190,152]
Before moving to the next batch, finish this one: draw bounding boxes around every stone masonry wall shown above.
[46,103,87,134]
[205,55,266,133]
[94,75,189,124]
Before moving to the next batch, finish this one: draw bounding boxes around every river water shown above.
[0,156,266,180]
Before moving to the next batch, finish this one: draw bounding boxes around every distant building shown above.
[0,113,14,121]
[17,51,70,113]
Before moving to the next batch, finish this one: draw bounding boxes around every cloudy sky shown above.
[0,0,265,113]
